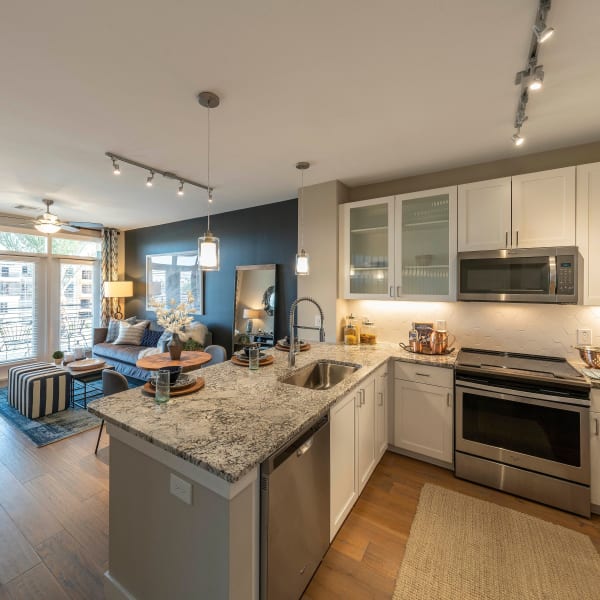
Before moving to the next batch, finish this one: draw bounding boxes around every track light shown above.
[529,67,544,91]
[146,171,154,187]
[177,181,184,196]
[112,158,120,175]
[512,131,525,147]
[533,24,554,43]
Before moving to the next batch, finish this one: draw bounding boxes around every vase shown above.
[167,333,183,361]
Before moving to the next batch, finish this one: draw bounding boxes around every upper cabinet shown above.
[340,187,457,301]
[576,162,600,305]
[458,167,576,252]
[458,178,511,251]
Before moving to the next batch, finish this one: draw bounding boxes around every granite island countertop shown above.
[88,342,457,483]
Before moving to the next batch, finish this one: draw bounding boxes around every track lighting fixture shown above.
[105,152,209,195]
[295,161,310,276]
[510,0,554,147]
[197,91,221,272]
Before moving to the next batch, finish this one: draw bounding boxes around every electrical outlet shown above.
[170,473,192,505]
[577,328,592,346]
[314,315,322,327]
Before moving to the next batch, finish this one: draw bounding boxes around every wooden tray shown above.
[142,377,205,397]
[231,355,274,367]
[275,343,311,352]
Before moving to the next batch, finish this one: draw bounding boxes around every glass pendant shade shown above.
[34,216,61,234]
[198,232,220,271]
[295,249,309,276]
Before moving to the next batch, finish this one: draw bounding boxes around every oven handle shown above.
[455,380,591,408]
[549,256,557,295]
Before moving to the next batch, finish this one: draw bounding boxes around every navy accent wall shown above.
[124,199,298,351]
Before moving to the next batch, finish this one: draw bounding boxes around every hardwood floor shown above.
[0,413,598,599]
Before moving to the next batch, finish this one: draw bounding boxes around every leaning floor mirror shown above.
[233,264,276,353]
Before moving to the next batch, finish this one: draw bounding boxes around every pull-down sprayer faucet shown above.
[288,297,325,367]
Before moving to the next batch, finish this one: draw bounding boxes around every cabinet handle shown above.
[516,230,519,247]
[415,372,430,377]
[389,286,394,297]
[378,392,384,406]
[447,392,451,407]
[505,231,508,248]
[595,418,599,436]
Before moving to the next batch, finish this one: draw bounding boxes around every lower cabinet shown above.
[591,410,600,510]
[393,363,453,465]
[330,365,389,542]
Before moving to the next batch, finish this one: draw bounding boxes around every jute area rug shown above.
[393,483,600,600]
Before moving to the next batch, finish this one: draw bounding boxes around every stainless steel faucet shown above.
[288,297,325,367]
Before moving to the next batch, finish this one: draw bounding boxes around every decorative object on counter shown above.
[150,291,196,360]
[275,337,311,352]
[148,372,195,390]
[343,314,360,345]
[143,374,205,398]
[197,91,221,271]
[430,320,455,354]
[575,345,600,369]
[52,350,64,365]
[167,333,183,361]
[231,353,274,367]
[360,319,377,345]
[295,161,310,276]
[401,320,455,355]
[399,342,456,356]
[154,369,171,403]
[248,345,260,370]
[136,350,212,372]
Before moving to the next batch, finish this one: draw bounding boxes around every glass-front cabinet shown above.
[340,187,457,301]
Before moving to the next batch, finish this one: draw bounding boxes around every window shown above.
[0,283,8,295]
[52,238,100,258]
[0,302,7,313]
[64,283,74,298]
[0,231,47,254]
[21,265,29,275]
[1,266,8,277]
[81,284,92,295]
[82,269,92,280]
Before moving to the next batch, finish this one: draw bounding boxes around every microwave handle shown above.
[549,256,557,295]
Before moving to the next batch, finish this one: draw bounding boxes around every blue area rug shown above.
[0,376,143,447]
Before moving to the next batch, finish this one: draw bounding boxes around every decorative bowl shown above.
[575,345,600,369]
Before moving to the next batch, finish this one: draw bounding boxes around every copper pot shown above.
[429,330,455,354]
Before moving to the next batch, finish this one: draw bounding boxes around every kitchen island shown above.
[88,343,455,600]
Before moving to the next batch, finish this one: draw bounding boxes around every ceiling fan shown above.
[2,199,104,233]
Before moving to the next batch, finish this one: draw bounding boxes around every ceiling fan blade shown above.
[67,222,104,229]
[60,224,80,233]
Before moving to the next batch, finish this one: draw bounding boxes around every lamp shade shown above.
[243,308,262,319]
[103,281,134,298]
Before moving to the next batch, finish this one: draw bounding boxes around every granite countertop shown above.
[88,342,458,484]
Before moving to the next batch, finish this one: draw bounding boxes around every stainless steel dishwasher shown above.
[260,415,330,600]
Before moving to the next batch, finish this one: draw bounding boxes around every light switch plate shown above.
[170,473,192,505]
[314,315,322,327]
[577,328,592,346]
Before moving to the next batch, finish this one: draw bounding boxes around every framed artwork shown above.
[146,251,203,315]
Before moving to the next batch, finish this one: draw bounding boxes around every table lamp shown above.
[104,281,134,320]
[243,308,262,334]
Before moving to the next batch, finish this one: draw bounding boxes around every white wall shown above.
[345,299,600,361]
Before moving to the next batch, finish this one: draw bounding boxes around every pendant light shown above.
[197,91,221,271]
[295,161,310,276]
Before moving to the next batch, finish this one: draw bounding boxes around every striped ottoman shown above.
[8,363,72,419]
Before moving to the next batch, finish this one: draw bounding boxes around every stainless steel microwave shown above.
[457,247,578,303]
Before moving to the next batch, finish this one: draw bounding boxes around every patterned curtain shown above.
[101,228,119,326]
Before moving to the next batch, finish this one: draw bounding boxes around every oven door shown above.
[455,381,590,485]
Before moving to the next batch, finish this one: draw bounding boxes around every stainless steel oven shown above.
[457,246,578,303]
[454,349,591,517]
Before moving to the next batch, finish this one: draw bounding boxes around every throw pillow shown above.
[141,329,162,347]
[113,321,147,346]
[106,317,136,343]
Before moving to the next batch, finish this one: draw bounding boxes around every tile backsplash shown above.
[345,300,600,360]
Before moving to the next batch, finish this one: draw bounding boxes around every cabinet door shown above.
[375,366,388,460]
[576,163,600,305]
[357,377,376,492]
[591,411,600,508]
[512,167,576,248]
[458,178,512,251]
[394,379,453,463]
[340,197,395,299]
[394,186,457,301]
[330,390,358,541]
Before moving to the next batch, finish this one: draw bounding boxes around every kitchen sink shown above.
[281,360,361,390]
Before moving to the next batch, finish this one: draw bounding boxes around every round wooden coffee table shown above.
[136,351,212,372]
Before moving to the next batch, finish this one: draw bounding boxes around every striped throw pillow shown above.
[113,321,147,346]
[106,317,136,343]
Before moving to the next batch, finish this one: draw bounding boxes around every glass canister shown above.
[343,314,359,345]
[360,319,377,345]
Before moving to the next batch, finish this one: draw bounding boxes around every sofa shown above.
[92,320,212,380]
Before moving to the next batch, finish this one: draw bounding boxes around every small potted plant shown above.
[52,350,64,366]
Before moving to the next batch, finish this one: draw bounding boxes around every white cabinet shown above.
[457,167,576,252]
[356,376,376,492]
[340,187,457,301]
[576,162,600,305]
[591,411,600,510]
[511,167,575,248]
[330,389,358,541]
[458,177,512,251]
[374,365,388,460]
[393,362,453,465]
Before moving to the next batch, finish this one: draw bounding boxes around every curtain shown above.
[101,228,119,326]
